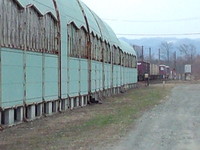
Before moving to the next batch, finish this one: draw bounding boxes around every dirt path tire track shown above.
[111,84,200,150]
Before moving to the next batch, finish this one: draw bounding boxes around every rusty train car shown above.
[137,61,169,81]
[0,0,137,126]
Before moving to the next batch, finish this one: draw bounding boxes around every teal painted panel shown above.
[114,65,121,87]
[131,68,137,84]
[122,67,126,85]
[135,69,138,83]
[104,63,111,89]
[69,58,79,97]
[61,64,68,98]
[98,62,103,90]
[132,69,135,83]
[108,64,111,88]
[91,61,96,92]
[1,48,24,108]
[91,61,103,92]
[125,67,129,84]
[129,68,132,83]
[26,52,42,104]
[113,65,118,87]
[126,68,129,84]
[80,59,88,95]
[44,54,58,101]
[108,63,111,89]
[96,62,100,91]
[61,29,68,98]
[128,68,130,84]
[127,68,130,84]
[104,64,108,89]
[97,62,103,91]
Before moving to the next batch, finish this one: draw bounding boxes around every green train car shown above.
[0,0,137,126]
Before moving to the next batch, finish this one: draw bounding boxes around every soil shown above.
[0,81,193,150]
[109,84,200,150]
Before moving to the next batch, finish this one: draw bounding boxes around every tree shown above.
[178,44,196,64]
[160,42,173,65]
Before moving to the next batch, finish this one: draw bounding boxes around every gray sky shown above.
[81,0,200,39]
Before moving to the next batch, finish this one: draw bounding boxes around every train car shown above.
[150,63,160,80]
[0,0,137,126]
[138,62,171,81]
[137,61,150,81]
[166,66,170,78]
[159,65,170,79]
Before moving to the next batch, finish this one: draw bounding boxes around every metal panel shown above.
[69,58,79,97]
[44,54,58,101]
[116,65,121,87]
[60,22,68,99]
[26,52,42,104]
[113,65,117,88]
[91,60,103,92]
[96,61,103,91]
[99,62,103,90]
[104,63,108,90]
[104,63,112,89]
[1,48,24,108]
[80,59,88,95]
[113,65,121,88]
[91,60,96,93]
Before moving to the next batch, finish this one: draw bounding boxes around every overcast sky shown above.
[81,0,200,39]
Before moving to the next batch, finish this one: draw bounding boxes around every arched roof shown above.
[15,0,134,55]
[119,40,137,56]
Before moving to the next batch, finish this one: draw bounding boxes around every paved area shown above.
[112,84,200,150]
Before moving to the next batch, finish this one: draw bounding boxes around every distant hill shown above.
[119,37,200,57]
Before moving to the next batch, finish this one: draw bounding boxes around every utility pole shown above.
[142,46,144,62]
[167,50,170,66]
[159,49,160,63]
[174,51,176,70]
[149,47,151,63]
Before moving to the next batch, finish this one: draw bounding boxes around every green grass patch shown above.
[79,86,171,130]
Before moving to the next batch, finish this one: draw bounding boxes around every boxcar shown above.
[159,65,170,79]
[137,61,150,81]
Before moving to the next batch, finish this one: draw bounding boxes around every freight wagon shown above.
[137,61,170,81]
[159,65,170,79]
[137,61,150,81]
[150,63,161,80]
[0,0,137,126]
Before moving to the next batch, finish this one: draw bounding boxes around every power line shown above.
[103,17,200,23]
[116,33,200,36]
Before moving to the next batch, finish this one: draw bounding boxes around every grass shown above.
[74,84,172,139]
[0,84,173,150]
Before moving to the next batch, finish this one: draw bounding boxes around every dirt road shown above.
[111,84,200,150]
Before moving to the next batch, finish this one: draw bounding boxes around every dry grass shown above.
[0,83,174,150]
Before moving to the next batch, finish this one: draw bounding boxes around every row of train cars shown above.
[137,61,174,81]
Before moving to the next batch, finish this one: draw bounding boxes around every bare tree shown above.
[160,42,173,65]
[178,44,196,64]
[133,45,143,61]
